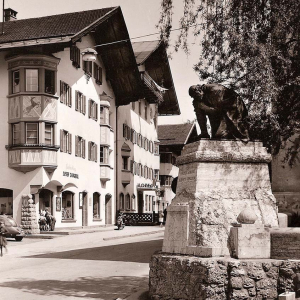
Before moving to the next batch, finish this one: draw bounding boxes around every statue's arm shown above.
[198,102,220,115]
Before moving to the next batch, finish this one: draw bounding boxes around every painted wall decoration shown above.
[9,97,21,119]
[8,150,21,164]
[42,97,57,120]
[23,96,42,117]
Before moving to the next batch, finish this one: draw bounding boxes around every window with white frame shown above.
[45,123,54,145]
[154,169,159,181]
[60,130,72,154]
[100,146,109,164]
[75,136,85,158]
[45,69,55,95]
[75,91,86,115]
[12,70,20,93]
[93,192,100,219]
[88,141,97,162]
[89,99,98,121]
[125,194,130,210]
[26,69,39,92]
[12,123,20,145]
[60,81,72,107]
[100,106,110,125]
[119,193,124,210]
[26,123,38,144]
[122,156,129,170]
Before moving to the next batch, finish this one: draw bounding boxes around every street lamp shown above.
[81,48,97,61]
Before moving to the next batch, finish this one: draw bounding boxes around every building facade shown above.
[0,8,180,229]
[158,123,198,208]
[116,41,180,216]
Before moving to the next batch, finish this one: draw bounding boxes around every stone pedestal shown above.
[162,140,278,257]
[231,224,270,259]
[21,194,40,235]
[278,292,296,300]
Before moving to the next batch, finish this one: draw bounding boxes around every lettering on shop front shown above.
[63,171,79,179]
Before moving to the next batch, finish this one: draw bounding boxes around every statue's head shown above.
[189,84,204,99]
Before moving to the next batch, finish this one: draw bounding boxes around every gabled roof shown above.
[0,7,117,45]
[158,123,196,146]
[132,40,161,65]
[132,40,180,116]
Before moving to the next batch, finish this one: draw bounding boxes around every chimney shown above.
[4,8,18,21]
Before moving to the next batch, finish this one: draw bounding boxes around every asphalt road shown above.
[0,229,164,300]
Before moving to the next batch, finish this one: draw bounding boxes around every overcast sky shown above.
[6,0,200,125]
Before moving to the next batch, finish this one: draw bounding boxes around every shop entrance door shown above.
[138,192,143,214]
[105,194,112,224]
[39,189,53,215]
[82,192,88,226]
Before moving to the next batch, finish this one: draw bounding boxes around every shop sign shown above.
[63,171,79,179]
[137,183,158,189]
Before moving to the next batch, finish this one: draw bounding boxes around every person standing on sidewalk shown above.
[159,210,164,227]
[0,221,7,256]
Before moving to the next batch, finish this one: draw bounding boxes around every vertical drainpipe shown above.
[115,105,118,224]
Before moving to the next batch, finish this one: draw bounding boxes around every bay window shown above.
[26,123,38,144]
[45,123,54,145]
[13,123,20,145]
[12,70,20,93]
[26,69,39,92]
[100,106,109,125]
[45,69,55,94]
[100,146,109,164]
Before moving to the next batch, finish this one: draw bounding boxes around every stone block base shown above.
[149,253,300,300]
[231,224,270,259]
[271,228,300,259]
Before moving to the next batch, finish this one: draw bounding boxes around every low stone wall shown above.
[149,253,300,300]
[271,228,300,260]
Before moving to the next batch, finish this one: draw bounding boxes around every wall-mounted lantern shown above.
[81,48,97,62]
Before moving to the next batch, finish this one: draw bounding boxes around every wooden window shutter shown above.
[60,81,63,103]
[88,142,91,160]
[123,124,126,138]
[83,95,86,115]
[75,91,78,111]
[75,136,78,156]
[99,66,103,84]
[60,129,64,152]
[88,100,91,118]
[68,133,72,154]
[69,86,72,107]
[95,103,98,121]
[94,144,97,162]
[93,62,97,79]
[82,139,86,159]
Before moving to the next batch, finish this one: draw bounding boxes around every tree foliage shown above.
[158,0,300,162]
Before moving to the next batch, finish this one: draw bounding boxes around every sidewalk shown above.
[25,225,165,240]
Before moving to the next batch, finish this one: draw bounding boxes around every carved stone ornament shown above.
[237,207,258,224]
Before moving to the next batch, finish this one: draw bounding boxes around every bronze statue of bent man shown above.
[189,83,249,141]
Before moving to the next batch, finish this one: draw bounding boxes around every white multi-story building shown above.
[0,8,180,229]
[116,41,180,219]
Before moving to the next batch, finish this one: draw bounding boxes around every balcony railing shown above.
[140,71,164,104]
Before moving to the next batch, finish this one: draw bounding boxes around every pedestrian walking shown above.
[0,221,7,256]
[159,210,164,227]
